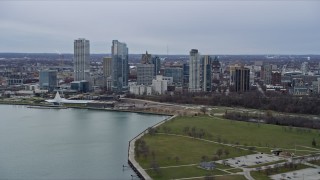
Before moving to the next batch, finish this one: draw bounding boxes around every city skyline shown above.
[0,1,319,54]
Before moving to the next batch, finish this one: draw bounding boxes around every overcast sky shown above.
[0,0,319,54]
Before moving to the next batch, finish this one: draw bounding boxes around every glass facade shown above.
[39,70,57,92]
[164,67,183,85]
[111,40,129,93]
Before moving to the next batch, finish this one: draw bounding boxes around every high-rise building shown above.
[103,57,112,90]
[164,67,183,85]
[301,62,309,75]
[271,71,282,85]
[137,64,154,85]
[201,55,212,92]
[234,67,250,92]
[229,64,241,85]
[183,63,189,88]
[111,40,129,92]
[152,56,161,76]
[39,70,57,92]
[74,38,90,82]
[137,51,155,86]
[141,51,152,64]
[261,64,272,85]
[188,49,201,92]
[103,57,112,78]
[212,56,221,81]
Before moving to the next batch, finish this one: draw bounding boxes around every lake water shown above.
[0,105,168,179]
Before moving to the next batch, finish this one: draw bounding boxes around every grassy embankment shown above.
[135,115,320,179]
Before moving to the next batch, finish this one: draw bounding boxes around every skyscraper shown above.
[152,56,161,76]
[201,55,212,92]
[74,38,90,82]
[137,51,154,85]
[111,40,129,92]
[103,57,112,90]
[137,64,154,85]
[189,49,201,92]
[235,67,250,92]
[212,56,221,81]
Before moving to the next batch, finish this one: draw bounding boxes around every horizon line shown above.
[0,52,319,56]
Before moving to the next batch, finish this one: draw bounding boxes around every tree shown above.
[312,138,317,147]
[175,156,180,163]
[150,160,161,175]
[224,149,230,157]
[151,150,156,160]
[216,149,223,158]
[201,155,208,162]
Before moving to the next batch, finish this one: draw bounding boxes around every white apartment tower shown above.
[188,49,201,92]
[74,38,90,82]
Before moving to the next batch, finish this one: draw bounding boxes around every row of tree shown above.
[224,111,320,129]
[128,91,320,115]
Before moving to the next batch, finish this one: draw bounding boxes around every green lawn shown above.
[135,115,319,179]
[156,116,320,153]
[226,168,243,173]
[137,134,251,168]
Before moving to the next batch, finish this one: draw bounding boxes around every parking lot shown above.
[216,153,284,168]
[270,168,320,180]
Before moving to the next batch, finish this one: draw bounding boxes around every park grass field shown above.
[137,134,251,168]
[156,116,320,153]
[135,115,320,179]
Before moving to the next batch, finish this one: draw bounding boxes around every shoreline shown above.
[0,101,173,116]
[127,115,176,180]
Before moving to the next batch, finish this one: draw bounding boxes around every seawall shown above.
[127,115,177,180]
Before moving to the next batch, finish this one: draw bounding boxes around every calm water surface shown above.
[0,105,168,179]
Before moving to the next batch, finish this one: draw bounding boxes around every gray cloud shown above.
[0,1,319,54]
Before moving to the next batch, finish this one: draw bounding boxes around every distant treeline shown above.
[224,111,320,129]
[127,92,320,115]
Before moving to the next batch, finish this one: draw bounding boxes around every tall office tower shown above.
[301,62,309,75]
[188,49,201,92]
[137,51,154,85]
[103,57,112,77]
[137,64,154,85]
[74,38,90,82]
[39,70,57,92]
[152,56,161,76]
[261,64,272,85]
[271,71,281,85]
[201,55,212,92]
[183,63,189,88]
[111,40,129,92]
[103,57,112,90]
[229,64,241,85]
[212,56,221,81]
[234,67,250,92]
